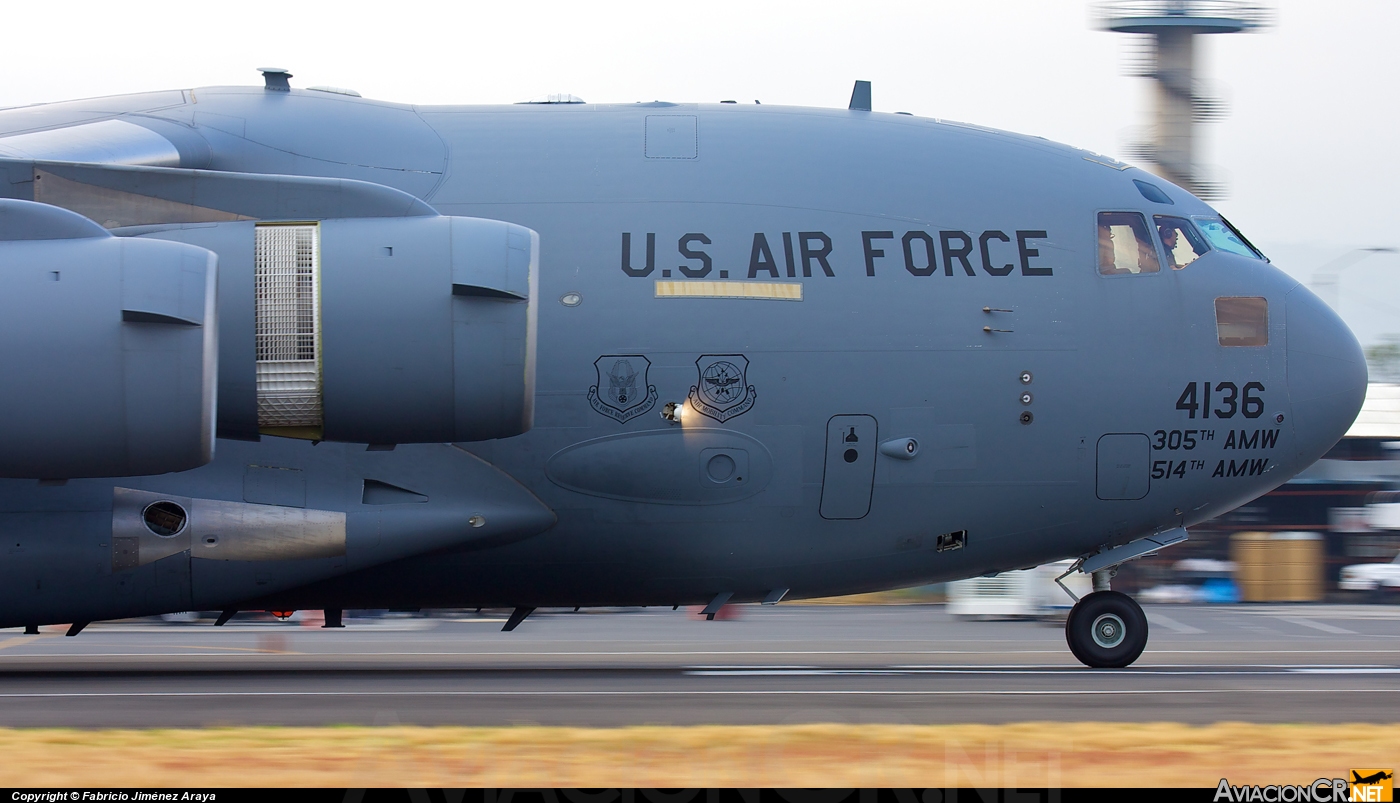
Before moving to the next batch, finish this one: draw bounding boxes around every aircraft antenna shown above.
[1093,1,1272,200]
[257,67,293,92]
[849,80,872,112]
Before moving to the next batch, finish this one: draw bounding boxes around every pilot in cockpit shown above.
[1159,224,1181,269]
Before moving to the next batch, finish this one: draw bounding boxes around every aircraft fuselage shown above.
[0,87,1366,624]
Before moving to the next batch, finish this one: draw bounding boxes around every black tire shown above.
[1065,590,1149,668]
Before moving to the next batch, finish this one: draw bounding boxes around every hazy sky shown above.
[4,0,1397,342]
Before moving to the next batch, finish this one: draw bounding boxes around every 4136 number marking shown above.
[1176,381,1265,420]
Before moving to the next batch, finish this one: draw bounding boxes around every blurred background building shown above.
[945,388,1400,618]
[1111,384,1400,602]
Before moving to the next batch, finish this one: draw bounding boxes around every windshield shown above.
[1195,217,1266,261]
[1154,215,1209,270]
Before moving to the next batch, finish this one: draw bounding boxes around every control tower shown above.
[1094,1,1272,199]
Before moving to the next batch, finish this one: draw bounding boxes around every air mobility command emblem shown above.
[588,355,658,423]
[689,354,756,422]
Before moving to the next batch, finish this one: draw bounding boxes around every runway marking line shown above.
[1227,606,1400,620]
[170,645,303,655]
[1145,612,1206,634]
[6,648,1400,659]
[682,667,1400,676]
[0,688,1396,699]
[1289,668,1400,674]
[1278,617,1358,635]
[0,663,1393,675]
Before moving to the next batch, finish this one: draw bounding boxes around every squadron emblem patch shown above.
[588,355,658,423]
[689,354,756,423]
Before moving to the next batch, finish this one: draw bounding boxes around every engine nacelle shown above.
[143,214,537,444]
[0,200,217,478]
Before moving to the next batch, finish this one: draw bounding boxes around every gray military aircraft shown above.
[0,73,1367,667]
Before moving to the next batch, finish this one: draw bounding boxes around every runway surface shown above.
[0,604,1396,727]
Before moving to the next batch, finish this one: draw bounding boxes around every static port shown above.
[1019,411,1034,425]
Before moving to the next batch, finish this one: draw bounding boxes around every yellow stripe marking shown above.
[655,280,802,301]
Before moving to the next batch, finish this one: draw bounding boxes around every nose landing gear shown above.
[1065,586,1149,668]
[1055,528,1188,668]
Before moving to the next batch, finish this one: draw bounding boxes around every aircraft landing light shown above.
[654,280,802,301]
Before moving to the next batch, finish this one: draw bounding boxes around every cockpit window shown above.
[1153,215,1209,270]
[1195,217,1266,261]
[1133,179,1173,205]
[1097,211,1161,275]
[1215,297,1269,346]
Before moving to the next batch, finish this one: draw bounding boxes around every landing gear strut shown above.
[1064,568,1148,668]
[1057,528,1189,668]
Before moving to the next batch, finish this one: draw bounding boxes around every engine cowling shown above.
[143,214,537,444]
[321,215,538,444]
[0,200,217,478]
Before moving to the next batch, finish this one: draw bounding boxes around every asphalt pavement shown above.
[0,604,1395,727]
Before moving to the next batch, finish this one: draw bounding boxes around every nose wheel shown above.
[1065,590,1148,668]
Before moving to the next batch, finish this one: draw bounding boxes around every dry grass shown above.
[0,723,1393,787]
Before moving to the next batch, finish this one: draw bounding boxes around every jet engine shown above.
[142,214,538,444]
[0,199,217,478]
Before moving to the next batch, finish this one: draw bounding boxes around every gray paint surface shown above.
[0,200,217,477]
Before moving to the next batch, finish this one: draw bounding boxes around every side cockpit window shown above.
[1097,212,1160,275]
[1195,217,1266,261]
[1153,215,1209,270]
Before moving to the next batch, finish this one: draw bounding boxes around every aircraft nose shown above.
[1285,285,1368,463]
